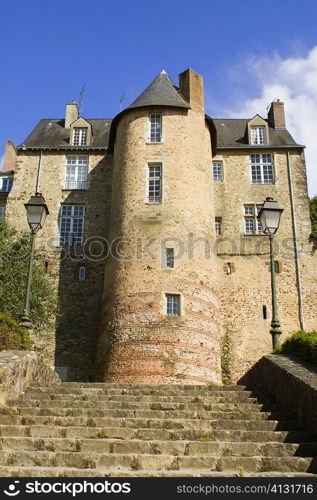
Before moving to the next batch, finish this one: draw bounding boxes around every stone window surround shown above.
[213,161,224,182]
[146,162,162,204]
[250,153,275,185]
[59,204,85,247]
[165,293,181,316]
[149,113,162,143]
[64,155,89,190]
[244,204,264,235]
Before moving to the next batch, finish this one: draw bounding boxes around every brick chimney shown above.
[179,69,204,113]
[65,101,79,128]
[3,140,17,172]
[268,99,286,129]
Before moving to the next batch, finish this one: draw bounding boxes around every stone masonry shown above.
[1,68,317,383]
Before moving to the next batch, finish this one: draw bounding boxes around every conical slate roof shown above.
[128,70,190,110]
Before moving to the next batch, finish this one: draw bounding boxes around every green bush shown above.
[0,313,32,351]
[280,331,317,366]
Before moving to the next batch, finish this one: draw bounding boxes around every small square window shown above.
[244,204,264,235]
[166,294,180,316]
[0,207,5,220]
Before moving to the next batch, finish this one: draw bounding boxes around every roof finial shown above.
[161,69,167,74]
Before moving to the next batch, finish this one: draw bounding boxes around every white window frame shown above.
[244,204,264,235]
[215,217,222,235]
[64,156,88,190]
[212,161,223,182]
[59,205,85,247]
[0,207,5,220]
[148,163,162,203]
[72,128,87,146]
[0,176,13,193]
[250,126,266,145]
[250,153,274,184]
[149,114,162,143]
[166,294,181,316]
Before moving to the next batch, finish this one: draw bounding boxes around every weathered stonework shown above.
[0,350,61,406]
[1,68,317,384]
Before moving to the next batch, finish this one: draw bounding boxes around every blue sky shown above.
[1,0,317,194]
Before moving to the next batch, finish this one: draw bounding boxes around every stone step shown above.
[13,400,260,410]
[0,414,298,431]
[1,437,316,457]
[0,466,314,478]
[0,450,314,473]
[13,407,272,420]
[0,425,311,443]
[20,392,253,402]
[30,383,246,392]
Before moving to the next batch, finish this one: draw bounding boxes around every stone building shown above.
[1,68,316,384]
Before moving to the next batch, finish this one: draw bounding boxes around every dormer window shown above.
[0,175,13,193]
[250,126,266,145]
[72,128,87,146]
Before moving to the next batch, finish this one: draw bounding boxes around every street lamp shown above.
[20,193,49,329]
[258,197,284,350]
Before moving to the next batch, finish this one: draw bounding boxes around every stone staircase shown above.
[0,383,316,477]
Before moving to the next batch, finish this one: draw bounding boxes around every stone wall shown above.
[214,149,317,382]
[5,150,113,381]
[239,354,317,433]
[0,350,61,405]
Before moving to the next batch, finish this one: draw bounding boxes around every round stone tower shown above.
[95,69,221,384]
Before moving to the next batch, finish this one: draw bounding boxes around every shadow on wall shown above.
[54,157,112,382]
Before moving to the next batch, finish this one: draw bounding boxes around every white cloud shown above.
[225,47,317,196]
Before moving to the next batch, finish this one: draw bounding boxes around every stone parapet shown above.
[0,351,61,405]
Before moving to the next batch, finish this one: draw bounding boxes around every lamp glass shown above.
[26,205,47,231]
[259,209,281,235]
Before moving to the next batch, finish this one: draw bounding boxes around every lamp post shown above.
[258,197,284,350]
[20,192,49,329]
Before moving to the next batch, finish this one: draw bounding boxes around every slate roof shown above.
[18,119,112,150]
[212,118,303,149]
[128,70,190,110]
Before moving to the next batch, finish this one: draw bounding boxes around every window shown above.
[0,207,5,220]
[244,204,264,235]
[59,205,85,246]
[251,126,266,145]
[150,114,162,142]
[79,266,86,280]
[166,294,181,316]
[65,156,88,190]
[215,217,222,235]
[0,176,13,193]
[148,164,162,203]
[164,248,174,268]
[72,128,87,146]
[250,154,274,184]
[213,162,223,182]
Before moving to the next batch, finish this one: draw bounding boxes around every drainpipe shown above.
[35,150,43,193]
[286,150,305,330]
